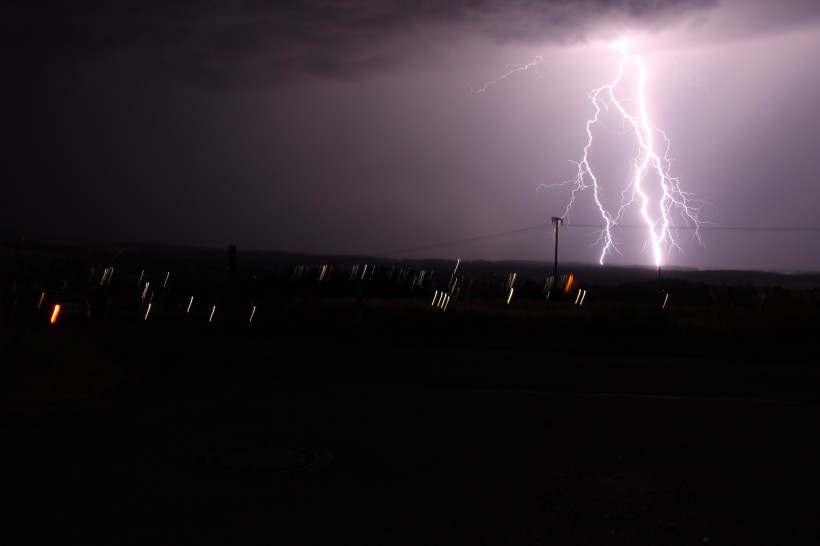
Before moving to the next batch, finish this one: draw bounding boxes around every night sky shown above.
[4,0,820,272]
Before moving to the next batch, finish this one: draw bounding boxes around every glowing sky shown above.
[4,0,820,271]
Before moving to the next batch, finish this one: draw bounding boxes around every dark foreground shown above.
[1,309,819,546]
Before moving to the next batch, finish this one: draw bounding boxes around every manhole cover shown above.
[201,442,332,477]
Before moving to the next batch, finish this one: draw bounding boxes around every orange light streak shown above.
[50,304,61,324]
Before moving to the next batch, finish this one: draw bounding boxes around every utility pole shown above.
[551,216,563,289]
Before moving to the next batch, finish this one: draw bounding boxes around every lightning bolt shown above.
[540,41,703,266]
[469,56,546,94]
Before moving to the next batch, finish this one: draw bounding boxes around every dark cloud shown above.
[4,0,720,89]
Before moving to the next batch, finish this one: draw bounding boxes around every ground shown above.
[1,296,819,545]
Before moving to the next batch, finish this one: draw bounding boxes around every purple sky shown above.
[4,0,820,272]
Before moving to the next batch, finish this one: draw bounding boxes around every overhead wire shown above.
[383,223,820,256]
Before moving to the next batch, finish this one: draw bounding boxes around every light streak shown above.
[431,290,449,310]
[539,41,702,267]
[506,273,517,291]
[414,270,427,288]
[505,272,517,303]
[101,267,110,284]
[449,258,460,289]
[543,277,553,293]
[50,304,61,324]
[564,273,574,294]
[443,293,451,311]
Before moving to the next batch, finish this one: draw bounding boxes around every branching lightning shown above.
[538,41,703,266]
[469,57,546,94]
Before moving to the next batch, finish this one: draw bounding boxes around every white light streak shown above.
[575,289,587,305]
[449,259,460,289]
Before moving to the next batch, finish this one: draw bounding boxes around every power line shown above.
[383,225,548,255]
[567,224,820,232]
[383,223,820,256]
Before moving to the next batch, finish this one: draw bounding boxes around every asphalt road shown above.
[2,323,819,545]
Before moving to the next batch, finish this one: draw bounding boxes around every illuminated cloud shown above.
[5,0,723,87]
[4,0,820,271]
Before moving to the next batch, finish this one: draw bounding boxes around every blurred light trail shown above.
[575,289,587,305]
[50,304,61,324]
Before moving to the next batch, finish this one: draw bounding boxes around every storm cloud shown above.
[5,0,723,88]
[4,0,820,272]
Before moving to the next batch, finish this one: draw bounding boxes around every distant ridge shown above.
[3,232,820,289]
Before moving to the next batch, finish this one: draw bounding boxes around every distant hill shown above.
[3,232,820,289]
